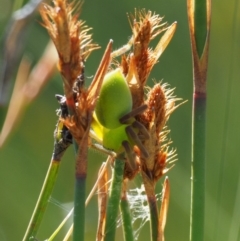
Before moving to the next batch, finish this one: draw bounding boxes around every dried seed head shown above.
[39,0,99,97]
[120,10,176,111]
[61,41,112,145]
[134,82,182,182]
[127,9,167,86]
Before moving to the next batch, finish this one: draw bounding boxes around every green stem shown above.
[120,197,134,241]
[72,132,88,241]
[104,156,125,241]
[22,159,60,241]
[148,196,159,241]
[190,93,206,241]
[73,176,86,241]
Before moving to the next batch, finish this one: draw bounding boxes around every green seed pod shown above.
[95,68,132,129]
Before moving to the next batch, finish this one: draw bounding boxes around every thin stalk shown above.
[22,114,71,241]
[120,198,134,241]
[141,173,159,241]
[73,175,86,241]
[190,94,206,241]
[56,160,111,241]
[148,195,159,241]
[187,1,211,241]
[104,155,125,241]
[72,133,88,241]
[157,177,170,241]
[22,159,61,241]
[96,163,108,241]
[49,208,74,241]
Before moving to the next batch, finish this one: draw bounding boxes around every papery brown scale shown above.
[61,117,84,145]
[69,35,82,79]
[136,50,150,85]
[125,56,145,109]
[123,159,140,180]
[146,84,167,134]
[134,20,151,56]
[121,55,129,76]
[139,123,159,172]
[153,151,167,181]
[54,2,71,63]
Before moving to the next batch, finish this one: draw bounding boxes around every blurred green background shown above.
[1,0,240,240]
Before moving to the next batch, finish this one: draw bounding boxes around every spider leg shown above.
[122,140,136,170]
[110,36,133,58]
[120,104,147,124]
[125,125,149,159]
[131,120,150,140]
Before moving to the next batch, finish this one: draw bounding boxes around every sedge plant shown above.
[1,0,185,240]
[187,0,211,241]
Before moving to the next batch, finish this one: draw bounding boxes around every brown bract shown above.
[39,0,99,100]
[136,83,179,183]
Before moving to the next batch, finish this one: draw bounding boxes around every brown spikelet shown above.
[121,10,176,110]
[144,84,167,133]
[134,82,180,182]
[128,10,167,85]
[39,0,99,100]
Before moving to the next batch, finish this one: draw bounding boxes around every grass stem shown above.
[104,156,125,241]
[120,180,134,241]
[190,94,206,241]
[22,159,60,241]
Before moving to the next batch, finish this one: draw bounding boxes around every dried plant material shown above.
[123,12,177,109]
[128,10,166,85]
[0,41,58,148]
[0,0,42,105]
[97,163,108,241]
[40,0,112,155]
[158,177,170,241]
[39,0,99,102]
[61,40,112,146]
[0,57,31,147]
[149,22,177,75]
[130,83,181,184]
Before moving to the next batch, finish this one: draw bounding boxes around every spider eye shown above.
[95,68,132,129]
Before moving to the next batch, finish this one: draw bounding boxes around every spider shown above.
[91,68,150,169]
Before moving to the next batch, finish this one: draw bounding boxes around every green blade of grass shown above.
[141,173,159,241]
[187,1,211,241]
[72,134,88,241]
[104,155,125,241]
[73,174,87,241]
[190,94,206,241]
[120,181,134,241]
[22,159,61,241]
[149,195,159,241]
[22,102,72,241]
